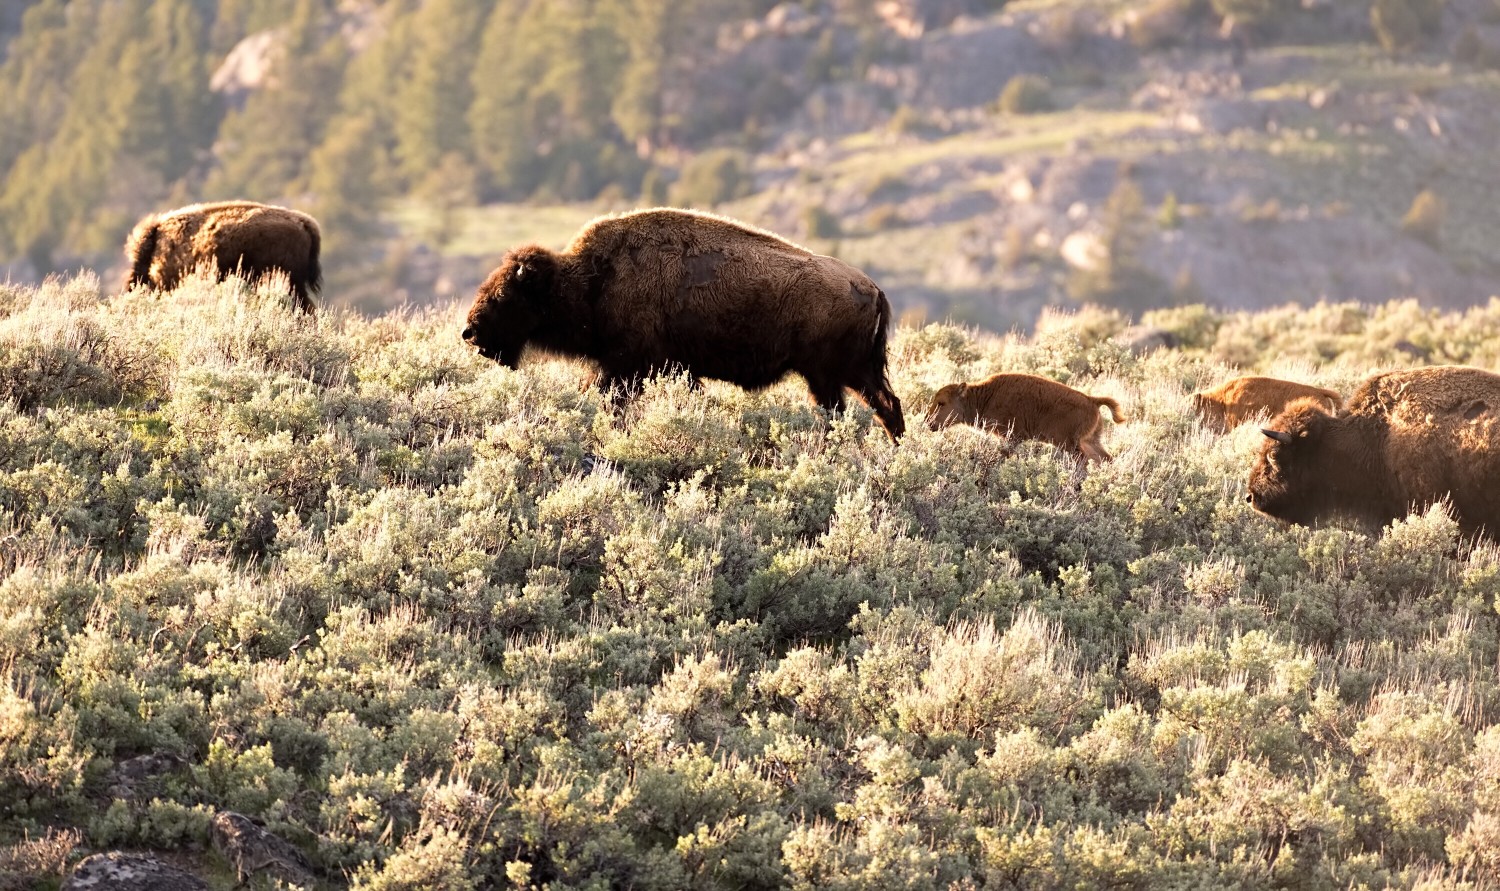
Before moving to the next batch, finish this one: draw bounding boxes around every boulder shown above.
[210,811,314,886]
[62,853,206,891]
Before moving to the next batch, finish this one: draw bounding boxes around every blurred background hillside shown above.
[4,0,1500,327]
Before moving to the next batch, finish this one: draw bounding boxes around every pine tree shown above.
[392,0,491,186]
[469,0,630,198]
[306,113,390,261]
[203,0,345,201]
[609,0,753,153]
[148,0,218,179]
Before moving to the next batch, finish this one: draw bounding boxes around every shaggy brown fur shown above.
[462,207,905,440]
[1192,376,1342,434]
[1248,365,1500,538]
[927,372,1126,462]
[123,201,322,311]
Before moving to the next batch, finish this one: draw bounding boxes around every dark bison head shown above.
[463,246,557,368]
[1245,401,1339,525]
[926,382,972,431]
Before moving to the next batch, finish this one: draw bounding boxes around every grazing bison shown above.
[124,201,322,311]
[927,372,1125,462]
[1192,375,1342,434]
[1247,365,1500,538]
[462,208,905,440]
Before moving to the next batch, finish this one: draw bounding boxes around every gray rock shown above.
[62,853,207,891]
[210,811,314,886]
[105,753,192,802]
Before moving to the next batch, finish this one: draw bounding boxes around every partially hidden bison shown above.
[927,372,1125,462]
[1192,375,1342,434]
[1247,365,1500,538]
[124,201,322,311]
[462,208,905,440]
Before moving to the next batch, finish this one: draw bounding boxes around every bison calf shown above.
[462,208,905,440]
[124,201,322,311]
[927,372,1125,462]
[1192,376,1342,434]
[1247,365,1500,538]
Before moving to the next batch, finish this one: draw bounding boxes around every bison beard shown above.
[462,209,905,441]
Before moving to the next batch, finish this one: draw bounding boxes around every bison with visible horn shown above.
[1247,365,1500,538]
[926,372,1125,462]
[123,201,322,311]
[462,208,905,440]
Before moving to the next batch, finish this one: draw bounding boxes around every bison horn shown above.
[514,262,528,281]
[1261,428,1294,444]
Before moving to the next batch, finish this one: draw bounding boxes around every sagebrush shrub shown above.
[1,273,1498,885]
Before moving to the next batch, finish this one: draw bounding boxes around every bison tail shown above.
[292,218,323,313]
[1095,396,1126,423]
[862,289,905,441]
[305,219,323,296]
[124,220,159,291]
[871,288,894,384]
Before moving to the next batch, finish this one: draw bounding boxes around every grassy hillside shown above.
[3,275,1500,888]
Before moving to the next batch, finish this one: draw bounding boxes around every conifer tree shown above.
[392,0,490,186]
[203,0,345,201]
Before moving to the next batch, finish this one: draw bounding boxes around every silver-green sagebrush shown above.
[1,273,1499,887]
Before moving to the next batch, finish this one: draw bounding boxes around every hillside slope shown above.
[7,0,1500,326]
[2,274,1500,887]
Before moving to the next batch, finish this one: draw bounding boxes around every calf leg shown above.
[1080,435,1111,462]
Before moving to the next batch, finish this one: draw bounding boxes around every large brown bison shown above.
[462,208,905,440]
[926,372,1126,462]
[1247,365,1500,538]
[124,201,322,311]
[1192,375,1342,434]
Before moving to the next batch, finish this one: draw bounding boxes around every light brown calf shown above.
[1192,376,1341,434]
[927,372,1125,462]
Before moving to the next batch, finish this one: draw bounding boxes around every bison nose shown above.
[1245,492,1256,506]
[461,326,476,343]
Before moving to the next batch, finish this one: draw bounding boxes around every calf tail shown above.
[124,220,159,291]
[1094,396,1126,423]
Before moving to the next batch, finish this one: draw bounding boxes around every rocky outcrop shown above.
[62,853,206,891]
[210,811,315,886]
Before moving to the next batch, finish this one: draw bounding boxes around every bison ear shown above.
[1261,428,1294,445]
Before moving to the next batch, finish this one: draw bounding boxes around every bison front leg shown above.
[805,377,848,417]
